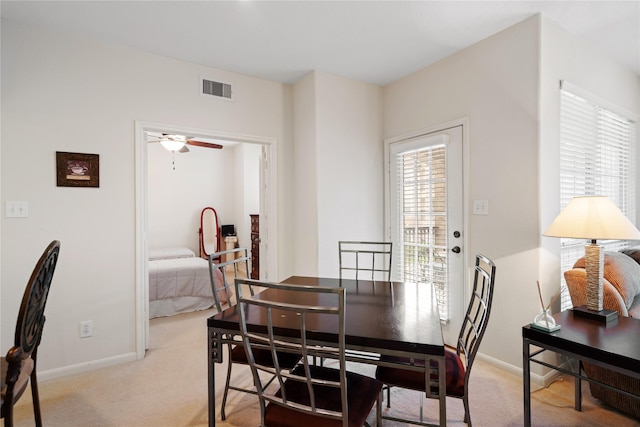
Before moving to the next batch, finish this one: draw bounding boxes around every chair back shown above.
[338,241,392,281]
[456,253,496,373]
[3,240,60,419]
[208,247,252,311]
[234,278,348,426]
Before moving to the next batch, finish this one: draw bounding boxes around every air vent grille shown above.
[202,79,233,100]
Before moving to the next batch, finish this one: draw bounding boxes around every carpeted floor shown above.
[9,308,640,426]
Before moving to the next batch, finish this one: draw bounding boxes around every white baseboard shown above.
[37,352,137,382]
[476,352,566,388]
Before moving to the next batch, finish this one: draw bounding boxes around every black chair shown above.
[375,253,496,426]
[1,240,61,427]
[338,241,392,281]
[235,278,382,427]
[207,249,301,421]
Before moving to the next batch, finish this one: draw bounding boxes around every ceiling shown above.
[1,1,638,85]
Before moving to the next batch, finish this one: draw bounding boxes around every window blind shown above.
[395,144,449,320]
[559,83,636,310]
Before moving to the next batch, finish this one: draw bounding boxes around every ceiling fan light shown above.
[160,139,186,151]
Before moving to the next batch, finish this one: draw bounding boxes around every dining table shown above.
[207,275,447,426]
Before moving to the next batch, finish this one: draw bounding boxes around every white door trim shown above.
[134,120,278,358]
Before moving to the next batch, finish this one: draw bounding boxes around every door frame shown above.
[384,117,470,339]
[134,120,278,358]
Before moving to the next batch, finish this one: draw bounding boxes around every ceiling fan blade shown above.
[186,140,223,149]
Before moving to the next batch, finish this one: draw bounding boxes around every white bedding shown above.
[148,248,227,318]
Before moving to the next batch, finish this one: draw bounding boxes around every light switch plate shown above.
[6,201,29,218]
[473,199,488,215]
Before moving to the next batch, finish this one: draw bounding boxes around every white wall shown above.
[1,19,291,374]
[234,143,261,253]
[291,71,383,278]
[292,73,319,276]
[314,72,383,277]
[385,14,639,373]
[539,14,640,270]
[147,143,236,254]
[384,15,543,371]
[537,18,640,380]
[3,13,638,380]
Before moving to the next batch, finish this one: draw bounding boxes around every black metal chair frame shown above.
[1,240,61,427]
[378,253,496,426]
[208,248,301,421]
[338,241,393,281]
[234,278,382,427]
[208,247,252,313]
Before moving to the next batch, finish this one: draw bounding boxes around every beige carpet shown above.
[9,308,640,427]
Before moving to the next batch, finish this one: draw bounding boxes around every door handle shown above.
[451,246,461,254]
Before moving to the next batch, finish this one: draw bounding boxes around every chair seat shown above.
[229,345,301,369]
[375,349,466,397]
[264,365,382,427]
[1,354,35,410]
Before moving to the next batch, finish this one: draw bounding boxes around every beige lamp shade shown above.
[545,195,640,314]
[544,196,640,241]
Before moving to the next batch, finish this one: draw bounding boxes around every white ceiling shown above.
[1,1,639,85]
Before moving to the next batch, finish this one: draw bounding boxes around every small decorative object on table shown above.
[531,281,561,332]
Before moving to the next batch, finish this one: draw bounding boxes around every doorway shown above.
[385,121,466,345]
[134,121,278,357]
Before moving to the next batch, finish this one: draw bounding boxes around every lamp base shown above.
[572,305,618,324]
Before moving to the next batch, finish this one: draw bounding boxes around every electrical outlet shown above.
[80,321,93,338]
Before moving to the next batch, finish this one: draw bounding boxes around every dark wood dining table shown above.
[207,275,446,426]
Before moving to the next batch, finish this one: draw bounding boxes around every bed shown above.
[148,247,227,318]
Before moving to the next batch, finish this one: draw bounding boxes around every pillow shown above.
[573,251,640,309]
[148,247,196,261]
[620,246,640,266]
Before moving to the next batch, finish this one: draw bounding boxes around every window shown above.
[395,144,449,319]
[559,82,637,310]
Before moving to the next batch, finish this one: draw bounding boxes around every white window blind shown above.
[395,145,449,320]
[559,83,636,310]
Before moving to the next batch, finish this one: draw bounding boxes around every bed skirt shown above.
[149,295,214,318]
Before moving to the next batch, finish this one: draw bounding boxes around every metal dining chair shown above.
[1,240,61,427]
[375,253,496,426]
[234,278,383,427]
[207,249,301,421]
[338,241,392,281]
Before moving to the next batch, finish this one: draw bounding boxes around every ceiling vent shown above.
[201,78,234,101]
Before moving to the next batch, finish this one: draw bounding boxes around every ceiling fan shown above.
[146,132,223,153]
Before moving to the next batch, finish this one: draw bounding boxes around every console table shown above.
[522,310,640,426]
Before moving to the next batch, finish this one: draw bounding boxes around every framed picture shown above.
[56,151,100,188]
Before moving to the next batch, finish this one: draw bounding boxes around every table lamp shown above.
[544,196,640,322]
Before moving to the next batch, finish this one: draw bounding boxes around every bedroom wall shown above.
[147,142,236,254]
[0,19,291,375]
[234,143,261,257]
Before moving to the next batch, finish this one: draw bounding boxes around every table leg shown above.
[438,356,446,427]
[523,339,531,427]
[575,360,582,411]
[208,329,216,427]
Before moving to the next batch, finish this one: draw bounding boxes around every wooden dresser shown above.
[250,214,259,279]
